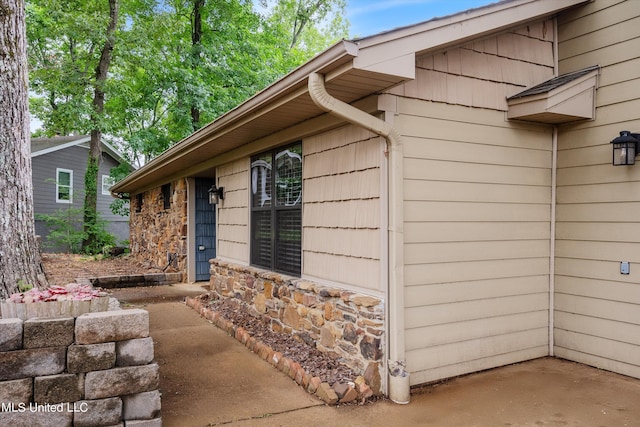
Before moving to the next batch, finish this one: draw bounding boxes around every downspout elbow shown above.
[308,73,400,145]
[308,72,409,404]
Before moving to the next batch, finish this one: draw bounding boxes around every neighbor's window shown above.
[250,142,302,276]
[102,175,115,196]
[56,168,73,203]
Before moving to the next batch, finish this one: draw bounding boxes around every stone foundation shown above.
[0,309,161,426]
[209,259,385,385]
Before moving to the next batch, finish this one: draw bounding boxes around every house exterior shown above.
[111,0,640,402]
[32,135,131,252]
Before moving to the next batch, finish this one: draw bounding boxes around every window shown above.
[56,168,73,203]
[251,142,302,276]
[135,193,143,213]
[161,184,171,210]
[102,175,115,196]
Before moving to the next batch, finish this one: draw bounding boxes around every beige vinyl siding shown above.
[398,95,552,384]
[554,0,640,379]
[387,19,555,111]
[217,158,250,263]
[302,125,383,291]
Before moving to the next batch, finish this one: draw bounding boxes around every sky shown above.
[346,0,497,39]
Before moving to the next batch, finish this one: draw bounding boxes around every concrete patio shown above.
[111,284,640,427]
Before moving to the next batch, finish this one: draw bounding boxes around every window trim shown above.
[56,168,73,204]
[101,175,115,196]
[250,142,302,276]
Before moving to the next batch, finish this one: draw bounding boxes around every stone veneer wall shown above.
[130,178,188,279]
[0,309,160,427]
[210,259,385,380]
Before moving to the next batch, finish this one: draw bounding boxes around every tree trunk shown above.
[190,0,204,131]
[0,0,48,298]
[82,0,119,253]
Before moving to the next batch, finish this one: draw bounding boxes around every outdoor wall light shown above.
[208,185,224,205]
[611,131,640,166]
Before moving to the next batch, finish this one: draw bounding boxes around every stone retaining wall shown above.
[87,272,182,289]
[209,259,385,389]
[0,309,161,427]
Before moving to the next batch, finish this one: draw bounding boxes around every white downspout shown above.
[549,17,559,357]
[549,127,557,357]
[308,72,409,404]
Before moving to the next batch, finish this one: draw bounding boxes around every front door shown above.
[195,178,216,281]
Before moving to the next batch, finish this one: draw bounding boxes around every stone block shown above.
[364,362,382,396]
[0,408,72,427]
[67,342,116,373]
[23,317,74,349]
[84,364,159,399]
[360,335,382,361]
[0,378,32,405]
[116,337,154,366]
[0,347,66,381]
[122,390,161,420]
[75,309,149,344]
[0,319,22,351]
[73,397,122,427]
[315,382,339,405]
[351,295,381,308]
[34,374,82,404]
[125,418,162,427]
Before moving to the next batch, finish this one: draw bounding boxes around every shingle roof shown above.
[508,65,600,99]
[30,135,89,154]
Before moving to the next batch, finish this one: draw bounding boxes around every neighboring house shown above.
[112,0,640,401]
[32,135,132,252]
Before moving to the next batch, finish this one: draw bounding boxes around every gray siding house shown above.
[31,135,131,252]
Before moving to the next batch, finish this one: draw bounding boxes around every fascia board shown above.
[31,136,91,157]
[353,0,589,72]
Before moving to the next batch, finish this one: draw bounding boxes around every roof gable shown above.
[31,135,134,170]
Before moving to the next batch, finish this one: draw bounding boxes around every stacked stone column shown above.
[0,309,160,427]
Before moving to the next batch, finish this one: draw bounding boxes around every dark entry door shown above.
[195,178,216,281]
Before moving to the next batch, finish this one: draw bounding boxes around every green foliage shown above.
[17,280,34,293]
[82,213,117,255]
[108,163,131,216]
[36,204,116,255]
[28,0,349,166]
[36,207,85,253]
[82,155,100,252]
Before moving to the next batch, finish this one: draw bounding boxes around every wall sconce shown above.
[208,185,224,205]
[611,131,640,166]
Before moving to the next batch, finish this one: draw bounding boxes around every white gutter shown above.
[307,72,409,404]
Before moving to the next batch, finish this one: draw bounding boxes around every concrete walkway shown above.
[111,284,640,427]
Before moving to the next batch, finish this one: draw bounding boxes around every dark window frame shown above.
[135,193,143,213]
[161,184,171,210]
[250,142,302,276]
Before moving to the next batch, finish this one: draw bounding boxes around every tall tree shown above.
[28,0,348,171]
[0,0,48,298]
[83,0,119,253]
